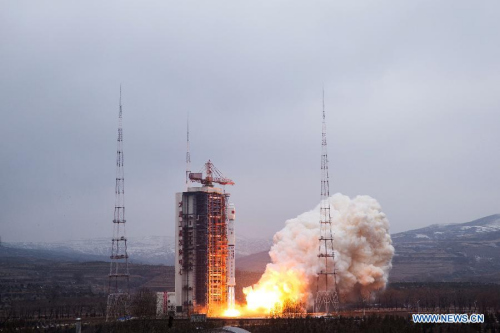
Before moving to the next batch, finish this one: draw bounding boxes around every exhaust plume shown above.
[243,193,394,312]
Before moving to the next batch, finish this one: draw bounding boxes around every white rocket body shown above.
[227,203,236,309]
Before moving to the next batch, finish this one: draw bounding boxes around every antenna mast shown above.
[314,89,340,314]
[186,115,191,190]
[106,86,131,320]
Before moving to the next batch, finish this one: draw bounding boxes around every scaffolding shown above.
[207,193,228,315]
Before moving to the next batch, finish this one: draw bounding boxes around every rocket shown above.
[227,203,236,309]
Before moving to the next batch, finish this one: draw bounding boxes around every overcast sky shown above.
[1,1,500,243]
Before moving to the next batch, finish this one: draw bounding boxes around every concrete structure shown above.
[156,291,176,318]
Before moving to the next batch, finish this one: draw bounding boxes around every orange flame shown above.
[222,308,241,317]
[242,266,308,315]
[218,267,309,317]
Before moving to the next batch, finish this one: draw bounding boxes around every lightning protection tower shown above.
[314,89,340,314]
[106,87,130,321]
[185,115,191,190]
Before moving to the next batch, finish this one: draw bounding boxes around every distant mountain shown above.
[0,243,108,263]
[6,235,273,265]
[234,215,500,283]
[391,214,500,242]
[390,214,500,283]
[6,215,500,283]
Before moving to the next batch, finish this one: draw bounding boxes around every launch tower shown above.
[174,160,235,316]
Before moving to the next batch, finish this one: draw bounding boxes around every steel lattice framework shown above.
[207,192,228,315]
[314,90,340,314]
[107,87,130,321]
[186,115,191,190]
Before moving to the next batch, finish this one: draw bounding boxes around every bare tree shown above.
[130,287,156,319]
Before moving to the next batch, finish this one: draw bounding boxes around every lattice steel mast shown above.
[186,115,191,190]
[107,86,130,320]
[314,89,340,314]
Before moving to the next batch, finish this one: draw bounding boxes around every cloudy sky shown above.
[1,1,500,243]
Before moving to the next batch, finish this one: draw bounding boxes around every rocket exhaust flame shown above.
[243,268,307,313]
[222,308,241,317]
[242,193,394,315]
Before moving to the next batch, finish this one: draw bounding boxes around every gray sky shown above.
[1,1,500,242]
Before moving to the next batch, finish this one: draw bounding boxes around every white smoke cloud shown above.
[261,193,394,305]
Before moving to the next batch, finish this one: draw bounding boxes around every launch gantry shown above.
[175,160,236,317]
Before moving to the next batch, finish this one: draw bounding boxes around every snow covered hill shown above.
[391,214,500,242]
[390,214,500,282]
[6,235,273,265]
[7,214,500,283]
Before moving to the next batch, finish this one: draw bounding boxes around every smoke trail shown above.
[243,193,394,310]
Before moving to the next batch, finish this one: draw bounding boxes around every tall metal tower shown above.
[314,89,340,314]
[186,115,191,190]
[106,87,130,321]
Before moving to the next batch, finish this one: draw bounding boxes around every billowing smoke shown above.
[243,193,394,310]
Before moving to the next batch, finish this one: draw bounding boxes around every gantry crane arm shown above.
[189,160,234,187]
